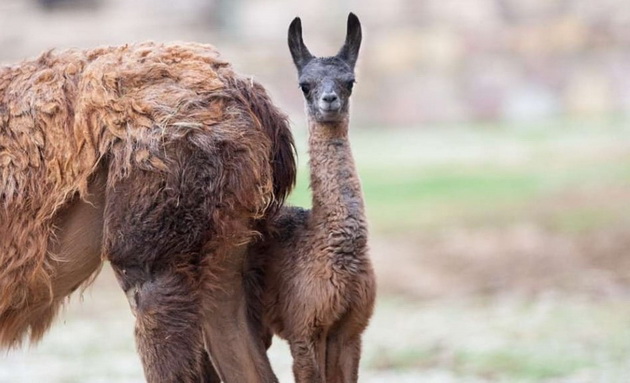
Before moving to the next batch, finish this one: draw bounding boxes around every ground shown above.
[4,266,630,383]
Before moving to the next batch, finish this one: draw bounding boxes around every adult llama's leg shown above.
[197,350,222,383]
[104,138,277,382]
[104,155,208,382]
[199,242,278,383]
[102,141,206,381]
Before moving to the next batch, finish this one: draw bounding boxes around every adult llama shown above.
[0,42,295,382]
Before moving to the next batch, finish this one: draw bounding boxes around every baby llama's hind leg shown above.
[326,332,362,383]
[289,336,325,383]
[325,305,374,383]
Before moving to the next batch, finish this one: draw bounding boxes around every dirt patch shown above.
[372,183,630,299]
[373,223,630,299]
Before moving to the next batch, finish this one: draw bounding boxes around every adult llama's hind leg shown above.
[104,136,278,382]
[104,150,208,382]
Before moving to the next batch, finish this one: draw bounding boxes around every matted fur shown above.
[0,42,295,348]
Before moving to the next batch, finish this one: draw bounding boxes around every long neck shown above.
[307,117,366,235]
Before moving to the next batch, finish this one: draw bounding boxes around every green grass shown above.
[287,119,630,234]
[453,347,591,380]
[550,206,624,233]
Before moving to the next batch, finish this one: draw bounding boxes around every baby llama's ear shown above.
[336,12,362,69]
[288,17,314,72]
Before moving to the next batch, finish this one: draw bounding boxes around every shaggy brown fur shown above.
[0,42,295,382]
[245,13,376,383]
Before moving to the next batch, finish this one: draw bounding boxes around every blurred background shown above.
[1,0,630,382]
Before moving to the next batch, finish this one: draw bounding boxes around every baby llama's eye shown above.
[346,80,355,91]
[299,83,311,94]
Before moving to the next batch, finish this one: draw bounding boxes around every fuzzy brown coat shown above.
[245,118,376,383]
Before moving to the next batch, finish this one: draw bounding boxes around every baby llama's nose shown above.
[322,93,338,103]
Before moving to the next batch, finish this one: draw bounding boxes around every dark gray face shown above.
[288,13,362,124]
[298,57,355,122]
